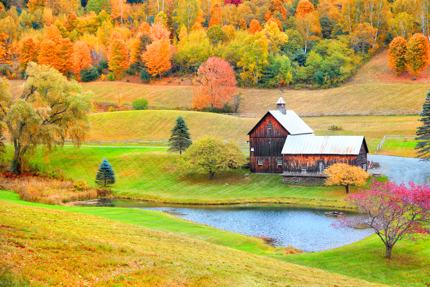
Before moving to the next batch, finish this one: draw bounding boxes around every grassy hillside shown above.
[2,191,429,287]
[1,192,385,287]
[8,51,430,117]
[21,146,351,209]
[87,110,419,156]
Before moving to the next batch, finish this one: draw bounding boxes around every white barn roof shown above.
[282,135,366,155]
[267,110,314,135]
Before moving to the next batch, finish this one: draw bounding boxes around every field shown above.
[2,190,429,287]
[87,110,420,156]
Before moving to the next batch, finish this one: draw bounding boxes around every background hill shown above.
[85,51,430,117]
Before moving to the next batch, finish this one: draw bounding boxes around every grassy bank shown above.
[12,146,353,210]
[2,191,384,287]
[286,235,430,287]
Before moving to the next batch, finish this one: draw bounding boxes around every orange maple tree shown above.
[18,37,39,69]
[388,36,407,75]
[248,19,262,34]
[406,33,430,77]
[192,57,237,110]
[295,0,315,18]
[72,41,92,80]
[141,39,172,77]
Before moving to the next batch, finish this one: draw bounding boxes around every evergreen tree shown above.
[416,91,430,160]
[96,159,115,187]
[169,117,192,155]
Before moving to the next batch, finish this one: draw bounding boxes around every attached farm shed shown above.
[248,97,368,184]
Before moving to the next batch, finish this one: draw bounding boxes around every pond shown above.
[113,201,373,252]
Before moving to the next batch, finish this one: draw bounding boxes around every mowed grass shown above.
[286,235,430,287]
[87,110,420,156]
[1,192,385,287]
[22,146,352,209]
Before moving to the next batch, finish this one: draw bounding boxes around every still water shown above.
[114,202,373,252]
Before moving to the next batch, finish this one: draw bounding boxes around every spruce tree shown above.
[169,117,192,155]
[96,159,115,187]
[416,90,430,160]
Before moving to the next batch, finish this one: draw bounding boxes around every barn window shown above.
[257,159,263,166]
[318,162,325,173]
[277,159,283,166]
[267,122,273,135]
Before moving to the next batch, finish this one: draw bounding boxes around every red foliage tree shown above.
[346,181,430,259]
[193,57,237,110]
[224,0,242,5]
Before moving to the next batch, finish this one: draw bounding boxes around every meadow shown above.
[1,190,429,287]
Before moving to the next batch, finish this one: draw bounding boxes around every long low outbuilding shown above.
[248,97,369,184]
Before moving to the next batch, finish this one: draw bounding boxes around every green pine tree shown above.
[169,116,192,155]
[416,91,430,160]
[96,159,115,187]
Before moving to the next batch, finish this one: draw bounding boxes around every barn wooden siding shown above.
[249,113,289,173]
[282,143,368,173]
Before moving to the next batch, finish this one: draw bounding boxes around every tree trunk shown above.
[11,144,23,174]
[209,171,215,179]
[385,245,393,259]
[345,184,350,194]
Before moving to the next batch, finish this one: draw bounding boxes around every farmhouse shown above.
[248,98,368,184]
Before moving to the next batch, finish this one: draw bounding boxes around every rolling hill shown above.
[87,110,419,155]
[0,194,384,287]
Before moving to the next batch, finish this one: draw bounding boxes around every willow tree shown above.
[5,63,91,174]
[0,77,10,155]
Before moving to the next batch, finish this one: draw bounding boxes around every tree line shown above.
[0,0,429,92]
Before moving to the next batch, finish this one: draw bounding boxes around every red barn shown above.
[248,98,368,183]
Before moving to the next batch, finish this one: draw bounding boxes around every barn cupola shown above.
[276,97,286,114]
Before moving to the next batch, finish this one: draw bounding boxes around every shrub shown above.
[179,136,246,179]
[80,67,100,82]
[106,72,115,81]
[132,98,148,110]
[140,68,151,82]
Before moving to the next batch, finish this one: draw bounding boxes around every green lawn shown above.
[18,145,352,210]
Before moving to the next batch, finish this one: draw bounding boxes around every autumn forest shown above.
[0,0,429,96]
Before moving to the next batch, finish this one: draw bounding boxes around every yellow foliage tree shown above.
[325,163,369,193]
[107,37,129,79]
